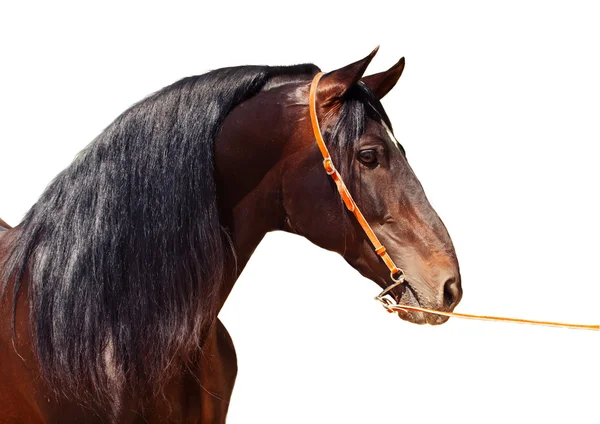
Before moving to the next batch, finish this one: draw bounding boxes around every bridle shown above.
[309,72,406,290]
[308,71,598,331]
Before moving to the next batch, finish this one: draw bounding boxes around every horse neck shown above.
[214,87,298,306]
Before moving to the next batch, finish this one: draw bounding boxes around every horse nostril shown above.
[443,277,462,310]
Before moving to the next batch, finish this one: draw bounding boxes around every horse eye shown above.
[358,149,378,166]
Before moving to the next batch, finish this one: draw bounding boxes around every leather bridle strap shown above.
[309,72,404,284]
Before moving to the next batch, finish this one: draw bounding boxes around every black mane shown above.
[1,63,318,403]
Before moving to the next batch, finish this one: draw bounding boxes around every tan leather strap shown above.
[309,72,404,283]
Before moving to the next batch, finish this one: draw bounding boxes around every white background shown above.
[1,1,598,423]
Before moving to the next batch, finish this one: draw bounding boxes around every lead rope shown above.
[375,280,599,331]
[309,72,599,332]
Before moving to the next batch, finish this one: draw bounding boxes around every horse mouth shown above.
[394,281,449,326]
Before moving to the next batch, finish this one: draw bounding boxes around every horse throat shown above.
[214,87,300,307]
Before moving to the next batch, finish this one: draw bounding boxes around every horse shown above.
[0,48,462,423]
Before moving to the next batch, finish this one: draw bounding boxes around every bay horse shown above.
[0,48,462,423]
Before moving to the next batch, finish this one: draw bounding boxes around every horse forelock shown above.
[324,83,393,184]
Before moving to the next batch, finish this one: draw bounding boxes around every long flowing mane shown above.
[1,63,318,402]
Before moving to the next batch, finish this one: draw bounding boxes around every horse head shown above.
[278,49,462,324]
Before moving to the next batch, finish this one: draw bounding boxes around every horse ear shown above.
[361,57,405,99]
[317,46,379,103]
